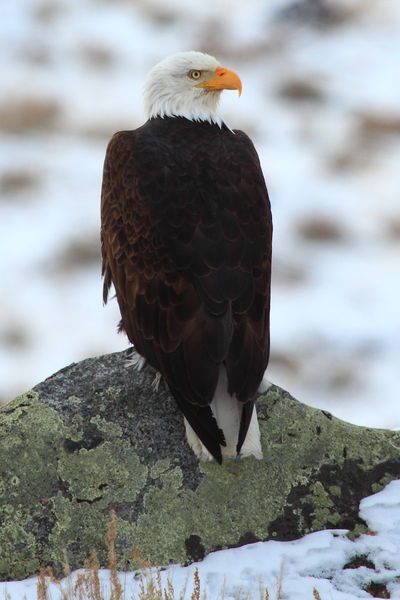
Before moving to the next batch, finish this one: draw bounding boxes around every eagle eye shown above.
[188,70,202,80]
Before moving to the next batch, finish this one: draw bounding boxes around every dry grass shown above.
[34,511,187,600]
[385,219,400,241]
[78,43,115,69]
[269,351,300,376]
[47,236,100,273]
[272,258,307,286]
[0,323,30,349]
[296,216,346,243]
[276,79,324,103]
[0,169,41,197]
[275,0,363,29]
[327,148,373,173]
[107,512,123,600]
[357,111,400,138]
[33,0,66,24]
[31,514,322,600]
[327,110,400,173]
[0,97,61,132]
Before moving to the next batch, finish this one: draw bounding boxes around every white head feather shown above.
[143,51,224,126]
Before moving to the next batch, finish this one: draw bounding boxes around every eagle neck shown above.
[147,116,232,135]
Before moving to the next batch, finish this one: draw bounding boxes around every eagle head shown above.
[143,51,242,126]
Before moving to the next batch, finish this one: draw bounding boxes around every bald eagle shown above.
[101,51,272,464]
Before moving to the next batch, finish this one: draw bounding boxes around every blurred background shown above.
[1,0,399,428]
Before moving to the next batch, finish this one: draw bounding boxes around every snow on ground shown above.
[1,0,400,429]
[1,479,400,600]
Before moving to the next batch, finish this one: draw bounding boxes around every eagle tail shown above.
[237,400,254,455]
[236,401,263,459]
[183,368,263,463]
[173,388,226,464]
[212,368,263,460]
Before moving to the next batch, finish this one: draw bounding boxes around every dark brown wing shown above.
[101,117,272,462]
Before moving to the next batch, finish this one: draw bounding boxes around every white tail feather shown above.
[184,367,263,461]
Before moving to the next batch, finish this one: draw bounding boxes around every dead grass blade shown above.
[107,510,123,600]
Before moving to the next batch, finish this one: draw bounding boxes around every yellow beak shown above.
[195,67,242,96]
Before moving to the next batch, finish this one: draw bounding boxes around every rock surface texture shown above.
[0,349,399,580]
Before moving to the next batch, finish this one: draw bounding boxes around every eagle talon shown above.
[151,372,163,392]
[125,350,146,372]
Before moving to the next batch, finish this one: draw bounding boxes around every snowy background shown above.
[1,0,400,432]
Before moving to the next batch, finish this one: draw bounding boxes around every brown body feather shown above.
[101,117,272,463]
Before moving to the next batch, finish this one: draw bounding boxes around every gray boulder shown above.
[0,349,399,580]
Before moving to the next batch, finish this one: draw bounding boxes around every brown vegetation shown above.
[276,79,324,103]
[296,216,346,242]
[0,169,41,197]
[0,97,61,132]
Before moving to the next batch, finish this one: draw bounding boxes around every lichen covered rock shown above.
[0,349,399,580]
